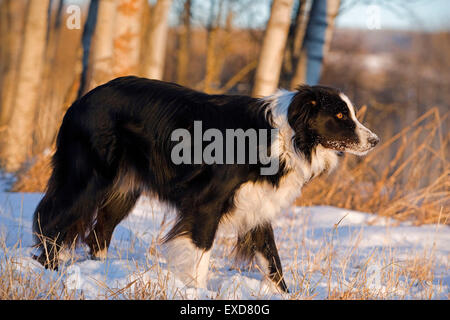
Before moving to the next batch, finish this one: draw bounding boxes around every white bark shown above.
[252,0,294,97]
[86,0,118,91]
[143,0,173,80]
[1,0,49,171]
[0,0,27,127]
[112,0,146,77]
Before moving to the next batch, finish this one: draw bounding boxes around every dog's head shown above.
[287,85,379,158]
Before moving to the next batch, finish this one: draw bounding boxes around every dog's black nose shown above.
[368,135,380,147]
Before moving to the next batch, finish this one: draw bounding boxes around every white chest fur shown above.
[225,90,339,235]
[228,145,337,234]
[228,170,304,233]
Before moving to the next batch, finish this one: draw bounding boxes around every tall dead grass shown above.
[11,149,53,193]
[1,223,446,300]
[0,240,79,299]
[0,187,446,300]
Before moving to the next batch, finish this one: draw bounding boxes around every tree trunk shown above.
[86,0,118,91]
[77,0,100,98]
[204,0,221,92]
[35,0,66,153]
[292,0,313,58]
[290,0,340,87]
[143,0,173,80]
[282,0,312,88]
[0,0,27,128]
[288,0,312,89]
[0,1,9,123]
[176,0,191,85]
[252,0,294,97]
[204,0,234,93]
[113,0,146,77]
[1,0,50,172]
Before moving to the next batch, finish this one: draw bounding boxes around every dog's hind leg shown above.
[85,190,141,260]
[234,223,288,293]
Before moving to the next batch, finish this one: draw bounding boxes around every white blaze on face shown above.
[339,93,379,155]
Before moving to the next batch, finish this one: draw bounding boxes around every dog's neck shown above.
[263,90,339,182]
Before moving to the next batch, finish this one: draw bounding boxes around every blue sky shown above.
[176,0,450,31]
[72,0,450,31]
[335,0,450,31]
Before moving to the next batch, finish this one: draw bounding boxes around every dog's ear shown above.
[286,85,319,160]
[287,85,317,128]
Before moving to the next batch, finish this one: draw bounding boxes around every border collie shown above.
[33,76,379,292]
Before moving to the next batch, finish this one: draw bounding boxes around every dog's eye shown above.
[336,113,344,119]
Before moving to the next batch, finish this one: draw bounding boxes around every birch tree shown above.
[35,0,66,152]
[287,0,312,89]
[142,0,173,80]
[1,0,50,171]
[252,0,294,97]
[176,0,191,85]
[77,0,100,98]
[290,0,340,87]
[86,0,118,91]
[113,0,146,77]
[0,0,27,128]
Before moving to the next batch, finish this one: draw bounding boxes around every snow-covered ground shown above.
[0,191,448,300]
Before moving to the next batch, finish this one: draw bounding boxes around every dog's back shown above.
[32,76,273,273]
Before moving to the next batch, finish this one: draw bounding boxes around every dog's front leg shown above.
[164,210,221,289]
[235,223,288,293]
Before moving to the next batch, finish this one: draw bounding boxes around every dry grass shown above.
[1,217,446,300]
[0,240,79,299]
[11,149,53,193]
[0,194,447,300]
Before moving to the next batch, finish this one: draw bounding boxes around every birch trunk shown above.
[292,0,313,59]
[252,0,294,97]
[204,0,222,92]
[0,0,27,127]
[35,0,65,152]
[1,0,50,171]
[176,0,191,85]
[321,0,340,59]
[86,0,118,91]
[290,0,340,87]
[112,0,146,77]
[290,0,313,90]
[143,0,173,80]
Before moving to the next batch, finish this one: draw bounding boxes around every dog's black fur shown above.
[33,76,378,292]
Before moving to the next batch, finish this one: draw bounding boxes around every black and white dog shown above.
[33,76,379,292]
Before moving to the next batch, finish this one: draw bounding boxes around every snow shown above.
[0,191,448,300]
